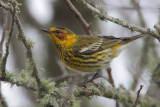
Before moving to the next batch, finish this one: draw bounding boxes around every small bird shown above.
[42,27,144,83]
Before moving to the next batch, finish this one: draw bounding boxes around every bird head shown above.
[42,27,77,47]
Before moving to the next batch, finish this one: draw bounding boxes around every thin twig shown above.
[0,10,8,58]
[107,67,115,87]
[1,1,16,78]
[65,0,92,35]
[80,0,160,41]
[107,67,120,107]
[133,85,143,107]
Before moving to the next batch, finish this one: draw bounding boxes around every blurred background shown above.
[0,0,160,107]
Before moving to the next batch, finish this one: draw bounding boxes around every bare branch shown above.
[65,0,92,35]
[106,67,120,107]
[80,0,160,41]
[133,85,143,107]
[107,67,115,87]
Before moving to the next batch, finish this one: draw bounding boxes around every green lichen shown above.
[26,60,36,72]
[103,86,115,98]
[38,94,56,107]
[70,94,81,107]
[139,97,160,107]
[14,69,36,87]
[118,93,130,103]
[86,85,102,96]
[57,80,69,88]
[27,38,35,48]
[40,79,56,93]
[5,72,14,81]
[15,0,22,14]
[37,79,60,106]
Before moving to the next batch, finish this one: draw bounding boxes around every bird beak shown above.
[41,29,51,33]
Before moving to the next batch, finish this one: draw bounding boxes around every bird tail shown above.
[121,34,145,44]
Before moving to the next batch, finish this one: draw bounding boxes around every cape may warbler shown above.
[42,27,144,82]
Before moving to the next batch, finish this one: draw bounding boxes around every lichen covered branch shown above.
[0,0,42,90]
[0,0,16,79]
[80,0,160,41]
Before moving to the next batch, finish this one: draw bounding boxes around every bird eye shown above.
[54,30,62,34]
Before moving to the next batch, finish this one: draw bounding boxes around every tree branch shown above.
[0,10,8,58]
[0,7,9,107]
[65,0,92,35]
[106,67,119,107]
[75,84,159,107]
[1,1,16,79]
[133,85,143,107]
[107,67,115,87]
[15,15,42,90]
[80,0,160,41]
[0,76,37,91]
[0,1,42,90]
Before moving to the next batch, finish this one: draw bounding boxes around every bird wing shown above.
[73,35,143,55]
[73,36,103,55]
[73,36,122,55]
[101,36,122,49]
